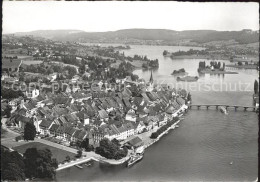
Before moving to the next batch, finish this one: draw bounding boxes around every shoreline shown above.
[164,54,230,60]
[143,119,181,150]
[56,119,182,171]
[199,70,238,74]
[226,64,258,69]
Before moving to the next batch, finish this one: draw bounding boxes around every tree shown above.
[238,61,242,66]
[65,155,71,162]
[254,80,259,94]
[3,105,12,118]
[163,50,168,56]
[223,62,225,70]
[95,138,127,160]
[64,66,77,79]
[76,149,83,158]
[1,147,25,181]
[23,148,58,179]
[150,132,158,139]
[80,137,91,151]
[187,92,192,102]
[111,138,120,147]
[24,122,36,141]
[46,68,54,75]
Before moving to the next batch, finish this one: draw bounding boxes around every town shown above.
[1,34,191,181]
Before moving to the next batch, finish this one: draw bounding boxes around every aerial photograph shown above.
[1,1,259,181]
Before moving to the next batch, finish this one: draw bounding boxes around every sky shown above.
[2,1,259,34]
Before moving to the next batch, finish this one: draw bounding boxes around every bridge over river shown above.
[189,104,257,112]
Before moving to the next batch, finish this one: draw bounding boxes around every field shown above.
[13,142,75,163]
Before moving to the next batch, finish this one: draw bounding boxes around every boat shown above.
[75,164,83,169]
[127,154,143,167]
[135,146,145,155]
[84,161,93,167]
[230,161,233,165]
[220,106,228,114]
[176,125,179,128]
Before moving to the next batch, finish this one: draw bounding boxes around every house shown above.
[49,124,60,136]
[126,136,144,149]
[56,125,66,139]
[71,129,81,142]
[91,128,105,145]
[76,111,90,126]
[124,121,135,138]
[98,109,109,121]
[143,118,153,131]
[125,109,137,122]
[176,97,188,111]
[8,97,23,111]
[39,118,54,135]
[134,121,146,134]
[24,88,40,99]
[48,73,57,82]
[15,115,31,129]
[158,114,167,126]
[64,126,77,141]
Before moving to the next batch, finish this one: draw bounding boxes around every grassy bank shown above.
[13,142,75,163]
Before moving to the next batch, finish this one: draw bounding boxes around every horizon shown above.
[4,28,259,35]
[3,1,259,34]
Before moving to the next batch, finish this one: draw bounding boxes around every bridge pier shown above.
[206,106,209,110]
[234,106,238,111]
[244,107,248,111]
[216,106,218,110]
[197,106,200,110]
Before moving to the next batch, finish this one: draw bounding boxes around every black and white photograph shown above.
[1,1,259,181]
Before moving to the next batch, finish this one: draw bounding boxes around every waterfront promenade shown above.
[2,117,182,171]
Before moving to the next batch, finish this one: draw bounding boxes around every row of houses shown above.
[8,76,189,147]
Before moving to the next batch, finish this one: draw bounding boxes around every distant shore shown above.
[226,64,258,69]
[199,69,238,74]
[164,54,230,60]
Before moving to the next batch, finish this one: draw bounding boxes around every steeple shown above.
[149,70,153,84]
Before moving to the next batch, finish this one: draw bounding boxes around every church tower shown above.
[147,70,154,91]
[149,70,154,84]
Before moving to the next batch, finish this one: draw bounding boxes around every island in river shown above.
[171,68,188,76]
[177,76,199,82]
[198,61,238,74]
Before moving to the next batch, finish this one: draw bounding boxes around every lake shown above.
[56,44,258,181]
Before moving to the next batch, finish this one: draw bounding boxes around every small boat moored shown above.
[84,161,93,167]
[220,106,228,114]
[127,154,143,167]
[75,164,83,169]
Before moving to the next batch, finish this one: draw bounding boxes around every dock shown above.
[56,156,99,171]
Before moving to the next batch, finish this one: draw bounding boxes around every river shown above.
[56,44,258,181]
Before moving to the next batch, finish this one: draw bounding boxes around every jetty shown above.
[56,154,130,171]
[56,156,99,171]
[189,104,257,112]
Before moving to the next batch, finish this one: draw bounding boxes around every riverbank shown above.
[164,54,230,60]
[143,119,181,150]
[57,118,182,171]
[226,64,258,69]
[199,69,238,74]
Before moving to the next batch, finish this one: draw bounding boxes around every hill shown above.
[12,29,259,44]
